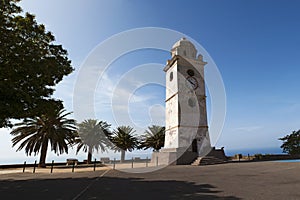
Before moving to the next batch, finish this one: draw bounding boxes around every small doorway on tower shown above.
[192,139,197,152]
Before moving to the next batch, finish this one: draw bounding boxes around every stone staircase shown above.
[191,156,226,166]
[191,148,228,166]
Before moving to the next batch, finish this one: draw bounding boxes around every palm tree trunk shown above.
[39,140,48,168]
[87,146,92,164]
[120,150,125,163]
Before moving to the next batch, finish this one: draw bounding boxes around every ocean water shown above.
[224,147,284,156]
[273,159,300,163]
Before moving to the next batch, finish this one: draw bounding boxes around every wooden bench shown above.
[100,157,110,163]
[134,157,141,161]
[66,158,78,166]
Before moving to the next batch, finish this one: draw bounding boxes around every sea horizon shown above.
[0,146,284,166]
[224,146,284,156]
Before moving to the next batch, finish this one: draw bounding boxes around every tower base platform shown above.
[151,147,227,166]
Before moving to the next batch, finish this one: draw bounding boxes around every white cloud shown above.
[92,68,165,130]
[233,126,263,132]
[129,93,153,103]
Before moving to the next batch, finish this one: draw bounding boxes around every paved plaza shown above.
[0,161,299,199]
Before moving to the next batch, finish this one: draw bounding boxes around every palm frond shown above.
[10,108,77,164]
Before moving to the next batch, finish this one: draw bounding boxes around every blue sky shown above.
[1,0,300,163]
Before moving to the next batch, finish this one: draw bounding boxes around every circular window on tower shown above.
[170,71,173,81]
[187,69,194,76]
[188,97,196,107]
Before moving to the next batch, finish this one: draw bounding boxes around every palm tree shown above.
[111,126,138,163]
[10,108,77,168]
[76,119,112,164]
[139,125,165,152]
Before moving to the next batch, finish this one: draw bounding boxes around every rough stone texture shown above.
[152,148,198,165]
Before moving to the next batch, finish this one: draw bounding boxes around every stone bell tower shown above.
[152,38,212,165]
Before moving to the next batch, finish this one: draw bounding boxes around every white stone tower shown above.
[152,38,212,165]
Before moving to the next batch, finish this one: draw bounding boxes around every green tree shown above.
[10,108,77,167]
[0,0,73,127]
[279,130,300,155]
[111,126,138,163]
[76,119,112,164]
[139,125,165,152]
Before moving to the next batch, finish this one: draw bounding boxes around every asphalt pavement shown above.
[0,161,299,200]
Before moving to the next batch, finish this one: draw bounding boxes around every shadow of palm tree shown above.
[0,175,241,200]
[84,176,241,200]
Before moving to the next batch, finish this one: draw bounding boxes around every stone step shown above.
[191,156,226,166]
